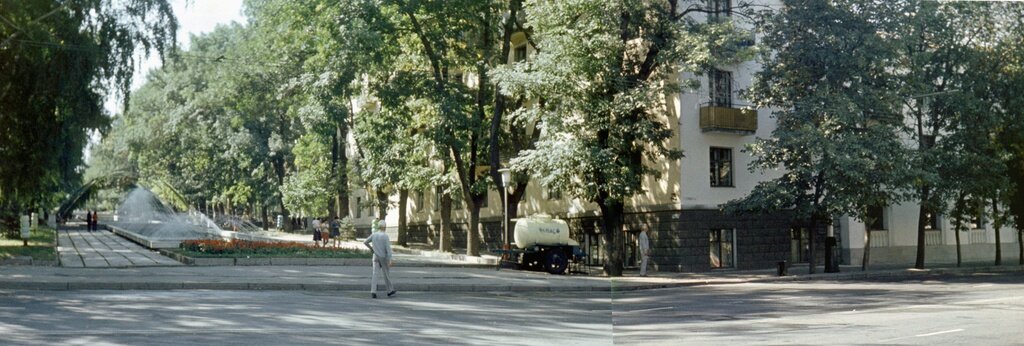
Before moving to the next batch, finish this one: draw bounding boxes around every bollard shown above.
[777,260,787,276]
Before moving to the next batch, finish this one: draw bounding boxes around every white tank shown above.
[513,214,579,249]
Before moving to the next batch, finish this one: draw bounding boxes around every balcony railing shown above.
[969,229,986,244]
[925,230,942,246]
[699,103,758,135]
[869,230,889,248]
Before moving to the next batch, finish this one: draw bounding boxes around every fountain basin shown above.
[108,223,290,249]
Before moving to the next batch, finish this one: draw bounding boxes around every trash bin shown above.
[777,260,787,276]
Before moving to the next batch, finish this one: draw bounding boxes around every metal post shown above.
[499,168,512,253]
[825,224,839,273]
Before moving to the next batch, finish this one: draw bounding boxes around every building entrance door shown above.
[791,227,809,263]
[624,230,641,268]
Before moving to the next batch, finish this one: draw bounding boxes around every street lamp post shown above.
[498,168,511,253]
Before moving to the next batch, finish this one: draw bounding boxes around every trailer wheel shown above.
[545,250,568,274]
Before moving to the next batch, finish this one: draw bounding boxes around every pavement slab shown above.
[56,228,183,268]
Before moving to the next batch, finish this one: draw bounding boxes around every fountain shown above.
[108,187,283,249]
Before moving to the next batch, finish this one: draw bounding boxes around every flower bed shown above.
[178,239,371,258]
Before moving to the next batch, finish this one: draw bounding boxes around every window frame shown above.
[514,44,528,63]
[355,197,362,218]
[709,68,733,108]
[707,0,732,19]
[709,147,734,188]
[867,205,886,231]
[709,228,736,269]
[923,209,941,231]
[433,186,443,212]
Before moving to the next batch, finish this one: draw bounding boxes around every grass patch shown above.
[175,239,372,259]
[0,227,57,261]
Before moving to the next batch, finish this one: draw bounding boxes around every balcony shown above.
[699,104,758,135]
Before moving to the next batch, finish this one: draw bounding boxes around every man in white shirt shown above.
[639,229,651,277]
[363,219,395,298]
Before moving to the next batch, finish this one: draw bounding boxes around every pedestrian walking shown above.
[320,218,331,247]
[330,217,341,247]
[92,211,99,231]
[638,229,651,276]
[363,217,395,299]
[312,218,322,247]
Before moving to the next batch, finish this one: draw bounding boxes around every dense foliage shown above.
[0,0,176,236]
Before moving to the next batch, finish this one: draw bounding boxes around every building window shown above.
[968,205,984,229]
[710,147,733,187]
[969,214,984,229]
[867,205,886,230]
[710,228,735,269]
[514,45,528,62]
[355,197,362,218]
[433,186,443,212]
[921,134,936,149]
[790,228,809,263]
[416,191,425,212]
[923,209,941,230]
[709,69,732,107]
[707,0,731,19]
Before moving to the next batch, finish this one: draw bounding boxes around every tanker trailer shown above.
[499,214,582,274]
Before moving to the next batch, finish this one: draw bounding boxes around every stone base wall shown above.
[647,209,822,272]
[404,220,504,252]
[400,209,818,273]
[845,242,1024,267]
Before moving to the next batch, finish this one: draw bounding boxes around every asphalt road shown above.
[613,271,1024,345]
[1,272,1022,345]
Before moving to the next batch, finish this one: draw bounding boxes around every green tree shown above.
[991,6,1024,265]
[727,0,907,274]
[884,1,1007,269]
[0,0,176,234]
[493,0,751,276]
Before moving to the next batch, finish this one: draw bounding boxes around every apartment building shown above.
[348,0,1020,272]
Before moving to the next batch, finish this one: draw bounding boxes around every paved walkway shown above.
[56,224,495,269]
[57,227,181,268]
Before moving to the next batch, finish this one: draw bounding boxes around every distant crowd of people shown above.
[312,217,342,247]
[84,210,99,231]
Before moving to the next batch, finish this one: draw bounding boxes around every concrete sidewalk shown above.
[1,259,1020,292]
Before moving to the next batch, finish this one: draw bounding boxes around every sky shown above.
[90,0,246,161]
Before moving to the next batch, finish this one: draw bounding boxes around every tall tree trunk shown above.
[397,189,409,246]
[261,204,268,231]
[272,156,292,232]
[862,218,872,271]
[439,193,453,253]
[334,122,350,220]
[598,199,625,276]
[1018,228,1023,265]
[993,196,1002,266]
[468,204,481,256]
[808,217,817,274]
[914,185,930,269]
[505,182,527,246]
[953,193,966,267]
[376,190,388,220]
[954,222,962,267]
